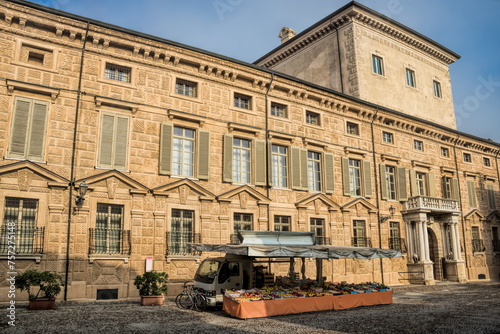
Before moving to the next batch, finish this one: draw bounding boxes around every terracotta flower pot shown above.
[140,295,164,306]
[29,298,56,310]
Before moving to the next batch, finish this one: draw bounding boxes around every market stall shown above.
[189,231,401,318]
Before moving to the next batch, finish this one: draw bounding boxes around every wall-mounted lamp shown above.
[75,180,88,205]
[380,205,396,223]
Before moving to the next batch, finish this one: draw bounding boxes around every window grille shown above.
[104,63,131,83]
[89,204,130,255]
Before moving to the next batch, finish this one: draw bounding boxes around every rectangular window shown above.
[389,222,405,251]
[346,122,360,135]
[353,220,369,247]
[98,113,130,170]
[234,93,251,110]
[310,218,327,245]
[307,151,321,192]
[274,215,291,232]
[233,213,252,243]
[487,184,496,210]
[414,140,423,151]
[175,79,197,97]
[416,172,427,196]
[442,176,453,199]
[372,55,384,75]
[484,157,491,167]
[271,145,288,188]
[463,153,472,163]
[94,203,125,254]
[271,102,287,118]
[232,138,251,183]
[382,132,394,144]
[441,147,449,157]
[28,51,44,65]
[305,111,320,126]
[467,180,477,208]
[385,166,397,200]
[471,226,484,252]
[104,63,131,83]
[172,127,195,177]
[170,209,195,255]
[405,68,416,87]
[0,198,41,254]
[349,159,362,196]
[9,97,49,161]
[433,80,442,98]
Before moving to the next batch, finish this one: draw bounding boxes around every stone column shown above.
[418,221,426,263]
[423,221,431,262]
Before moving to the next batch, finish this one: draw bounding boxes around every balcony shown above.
[404,196,460,213]
[352,237,372,248]
[89,228,131,255]
[0,226,45,254]
[315,236,331,245]
[166,232,201,256]
[388,237,407,253]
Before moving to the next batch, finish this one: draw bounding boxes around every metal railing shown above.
[388,237,407,253]
[0,226,44,254]
[88,228,131,255]
[404,196,459,212]
[166,232,201,256]
[472,239,486,253]
[315,236,331,245]
[352,237,372,247]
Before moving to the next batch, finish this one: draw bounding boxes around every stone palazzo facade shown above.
[0,0,498,302]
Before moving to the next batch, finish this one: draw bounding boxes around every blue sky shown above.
[26,0,500,142]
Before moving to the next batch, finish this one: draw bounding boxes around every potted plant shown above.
[15,269,64,310]
[133,271,168,306]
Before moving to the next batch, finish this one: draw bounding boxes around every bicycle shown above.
[175,281,207,311]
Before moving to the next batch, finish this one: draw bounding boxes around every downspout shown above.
[370,107,384,284]
[452,135,469,276]
[331,22,344,94]
[265,74,274,273]
[64,22,89,301]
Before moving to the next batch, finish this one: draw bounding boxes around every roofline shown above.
[6,1,496,149]
[254,0,461,64]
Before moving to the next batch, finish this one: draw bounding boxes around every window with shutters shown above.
[307,151,321,192]
[271,145,288,188]
[486,183,496,210]
[159,123,210,180]
[233,138,251,184]
[342,158,372,198]
[385,166,397,200]
[416,172,427,196]
[98,112,130,170]
[8,97,49,161]
[467,180,477,209]
[381,165,407,201]
[274,215,291,232]
[223,135,265,186]
[410,171,437,198]
[442,176,453,199]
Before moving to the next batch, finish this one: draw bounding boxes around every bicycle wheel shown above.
[194,294,207,312]
[176,293,194,309]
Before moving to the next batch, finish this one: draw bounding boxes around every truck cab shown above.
[193,256,253,306]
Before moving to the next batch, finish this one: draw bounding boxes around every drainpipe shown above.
[452,135,469,277]
[64,22,89,301]
[370,107,385,284]
[264,74,274,273]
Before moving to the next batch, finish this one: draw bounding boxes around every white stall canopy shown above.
[189,231,402,259]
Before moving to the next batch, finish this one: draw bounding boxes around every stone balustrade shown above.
[404,196,460,213]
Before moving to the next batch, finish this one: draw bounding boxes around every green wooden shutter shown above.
[299,149,308,190]
[113,115,129,169]
[380,164,388,200]
[467,180,477,208]
[427,173,437,197]
[410,170,418,197]
[291,146,302,190]
[487,184,496,210]
[27,100,48,160]
[10,98,31,158]
[267,143,273,187]
[223,134,233,182]
[159,122,173,175]
[363,160,372,198]
[342,157,350,196]
[197,129,210,180]
[324,153,335,194]
[451,178,460,200]
[254,140,267,186]
[397,167,408,201]
[98,113,115,168]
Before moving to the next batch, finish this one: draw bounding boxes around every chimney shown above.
[279,27,296,44]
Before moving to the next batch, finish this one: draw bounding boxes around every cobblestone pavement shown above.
[2,282,500,333]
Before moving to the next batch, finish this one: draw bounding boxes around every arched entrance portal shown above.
[427,228,444,281]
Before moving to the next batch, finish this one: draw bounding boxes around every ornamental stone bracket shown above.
[6,79,60,103]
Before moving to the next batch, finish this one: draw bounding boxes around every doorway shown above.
[427,228,443,280]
